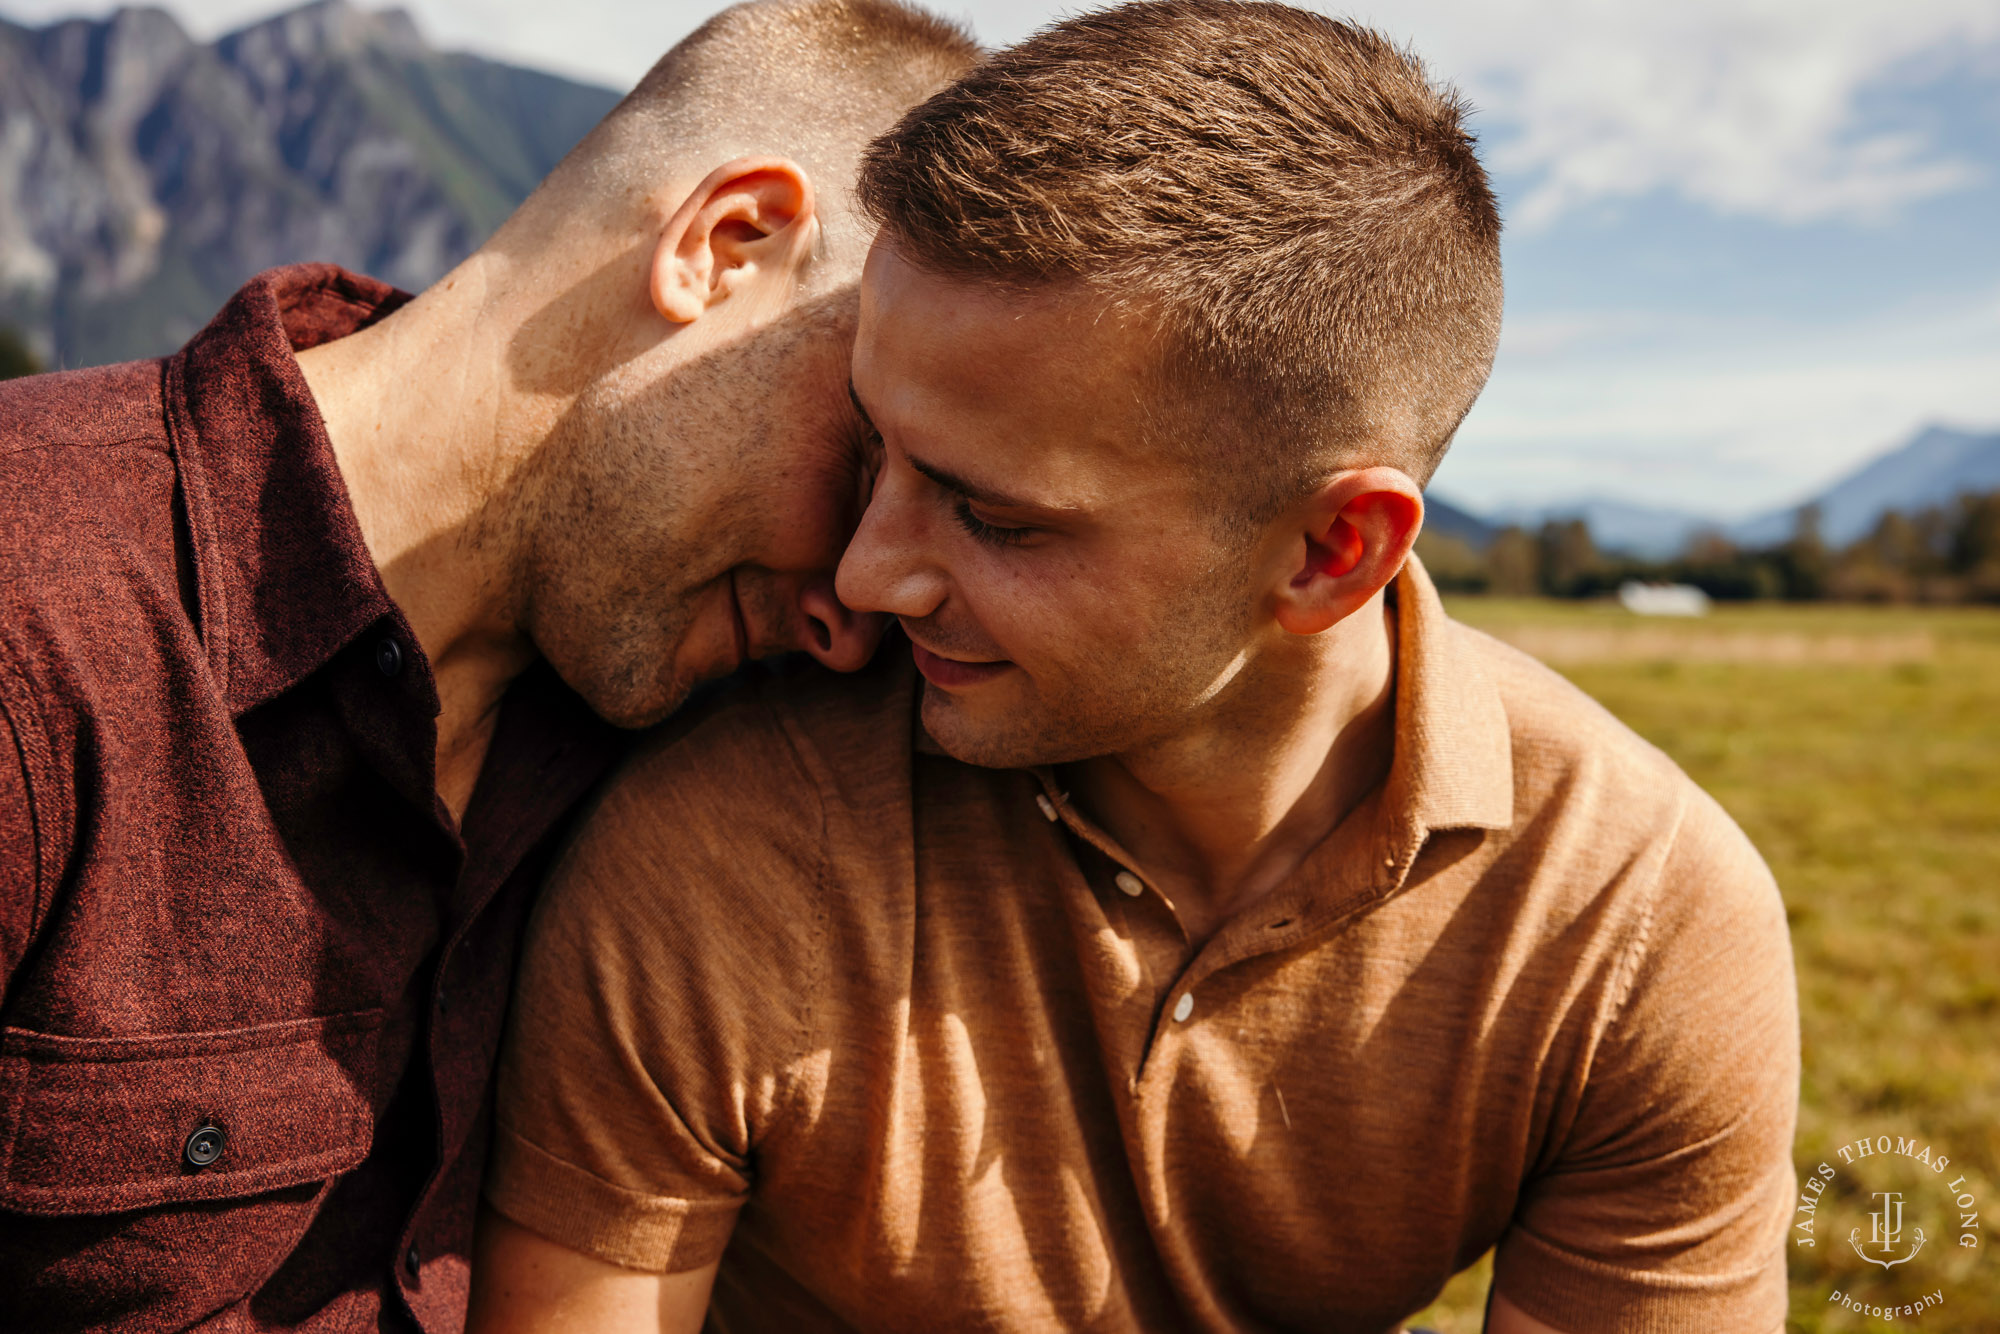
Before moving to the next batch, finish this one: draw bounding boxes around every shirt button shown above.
[1172,992,1194,1023]
[1114,871,1145,898]
[1034,793,1058,822]
[375,636,404,677]
[182,1123,226,1170]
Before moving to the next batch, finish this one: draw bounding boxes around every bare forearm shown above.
[467,1207,717,1334]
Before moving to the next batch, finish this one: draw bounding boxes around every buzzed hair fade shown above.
[544,0,981,275]
[857,0,1502,517]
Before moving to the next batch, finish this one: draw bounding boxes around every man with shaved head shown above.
[477,3,1799,1332]
[0,2,976,1328]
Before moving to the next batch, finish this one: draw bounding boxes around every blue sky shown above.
[7,0,1998,519]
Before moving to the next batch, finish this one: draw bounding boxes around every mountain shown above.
[1451,423,2000,556]
[0,0,620,369]
[1423,492,1496,547]
[1729,424,2000,548]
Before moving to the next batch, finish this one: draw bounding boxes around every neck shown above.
[296,252,549,821]
[1065,592,1398,944]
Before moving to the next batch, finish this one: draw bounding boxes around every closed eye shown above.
[953,501,1036,548]
[850,379,1052,548]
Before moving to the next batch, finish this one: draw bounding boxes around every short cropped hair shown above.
[858,0,1501,511]
[576,0,980,272]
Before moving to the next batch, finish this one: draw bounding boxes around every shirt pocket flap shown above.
[0,1009,384,1214]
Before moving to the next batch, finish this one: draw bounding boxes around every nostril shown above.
[811,619,833,653]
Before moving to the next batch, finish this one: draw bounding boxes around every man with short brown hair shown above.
[475,5,1798,1332]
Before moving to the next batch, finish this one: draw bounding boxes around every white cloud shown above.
[429,0,2000,229]
[1332,0,2000,227]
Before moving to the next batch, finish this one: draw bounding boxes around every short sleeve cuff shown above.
[484,1121,744,1274]
[1494,1228,1787,1334]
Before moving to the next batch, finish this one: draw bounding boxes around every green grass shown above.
[1407,599,2000,1333]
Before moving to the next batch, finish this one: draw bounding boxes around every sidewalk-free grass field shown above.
[1409,598,2000,1333]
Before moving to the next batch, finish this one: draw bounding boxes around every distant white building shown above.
[1619,581,1711,617]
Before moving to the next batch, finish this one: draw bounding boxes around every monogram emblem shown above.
[1849,1191,1927,1270]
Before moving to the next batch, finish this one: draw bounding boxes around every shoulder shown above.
[1454,619,1688,803]
[570,645,916,892]
[0,361,168,459]
[0,362,188,899]
[1439,616,1789,1017]
[1447,618,1795,1130]
[516,648,919,1124]
[0,359,177,561]
[529,645,917,1001]
[1454,619,1774,896]
[0,360,182,628]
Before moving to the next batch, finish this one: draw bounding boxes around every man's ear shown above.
[1270,467,1425,637]
[650,156,818,325]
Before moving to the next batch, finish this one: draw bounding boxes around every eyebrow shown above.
[848,378,1051,513]
[909,455,1049,512]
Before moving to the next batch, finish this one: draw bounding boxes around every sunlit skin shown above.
[469,1210,717,1334]
[298,157,882,817]
[838,243,1425,944]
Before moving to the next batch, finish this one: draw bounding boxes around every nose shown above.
[796,576,885,673]
[836,463,948,621]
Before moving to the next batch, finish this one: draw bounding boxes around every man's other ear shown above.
[1270,467,1424,637]
[650,156,818,325]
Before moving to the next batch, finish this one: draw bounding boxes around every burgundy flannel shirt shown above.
[0,265,626,1331]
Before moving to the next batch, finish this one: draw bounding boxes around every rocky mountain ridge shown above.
[0,0,619,368]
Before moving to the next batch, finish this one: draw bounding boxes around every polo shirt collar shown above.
[1003,553,1515,826]
[164,264,414,717]
[1007,552,1514,933]
[1382,552,1516,843]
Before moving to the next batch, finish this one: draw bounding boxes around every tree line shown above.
[1418,496,2000,603]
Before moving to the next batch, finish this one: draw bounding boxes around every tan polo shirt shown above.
[487,559,1799,1334]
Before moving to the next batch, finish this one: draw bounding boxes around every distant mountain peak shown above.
[219,0,426,64]
[1896,422,2000,467]
[1449,421,2000,557]
[1731,422,2000,548]
[0,0,621,367]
